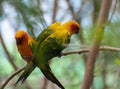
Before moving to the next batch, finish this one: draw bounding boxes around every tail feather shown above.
[15,62,35,85]
[40,64,65,89]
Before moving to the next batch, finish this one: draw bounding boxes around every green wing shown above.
[34,22,61,55]
[36,22,61,43]
[34,29,70,64]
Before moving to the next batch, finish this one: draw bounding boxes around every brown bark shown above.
[52,0,58,23]
[81,0,112,89]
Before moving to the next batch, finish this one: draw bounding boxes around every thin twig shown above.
[100,46,120,51]
[1,66,25,89]
[106,0,117,26]
[52,0,58,23]
[61,46,120,56]
[0,34,18,70]
[66,0,79,21]
[73,0,86,21]
[61,49,89,56]
[66,0,74,14]
[76,0,86,16]
[66,0,85,22]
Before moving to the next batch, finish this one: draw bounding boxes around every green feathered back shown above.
[34,25,71,65]
[33,22,62,56]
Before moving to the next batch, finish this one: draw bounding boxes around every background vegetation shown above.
[0,0,120,89]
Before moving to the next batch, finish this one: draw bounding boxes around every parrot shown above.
[15,22,62,83]
[15,30,34,63]
[15,22,62,82]
[15,22,62,85]
[15,22,64,88]
[15,21,80,89]
[15,30,36,85]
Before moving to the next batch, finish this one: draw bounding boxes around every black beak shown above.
[16,38,21,44]
[75,29,79,34]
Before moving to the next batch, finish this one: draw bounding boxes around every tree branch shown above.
[1,66,25,89]
[52,0,58,23]
[81,0,112,89]
[106,0,117,25]
[66,0,86,22]
[73,0,85,22]
[61,46,120,56]
[66,0,74,14]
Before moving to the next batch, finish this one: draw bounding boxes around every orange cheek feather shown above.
[17,41,32,63]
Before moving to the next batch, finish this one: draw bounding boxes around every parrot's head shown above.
[15,30,29,45]
[63,21,80,34]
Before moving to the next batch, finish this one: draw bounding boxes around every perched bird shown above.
[15,30,35,63]
[15,22,62,85]
[15,21,80,89]
[15,22,61,84]
[33,21,80,89]
[15,22,64,88]
[15,30,36,85]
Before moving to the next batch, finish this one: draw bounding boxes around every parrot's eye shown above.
[16,35,25,44]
